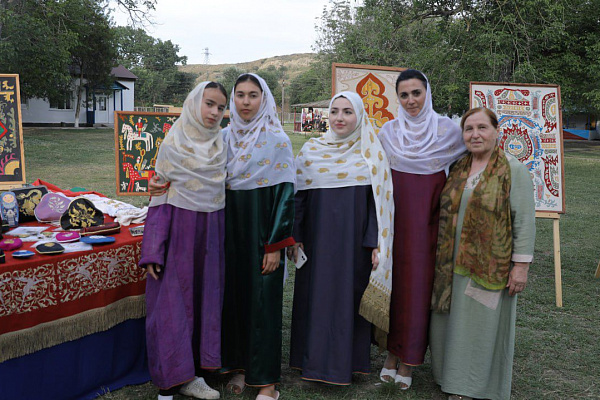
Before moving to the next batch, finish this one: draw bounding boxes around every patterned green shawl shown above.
[431,146,512,312]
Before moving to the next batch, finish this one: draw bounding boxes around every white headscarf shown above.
[379,72,466,174]
[295,91,395,332]
[224,73,295,190]
[150,81,226,212]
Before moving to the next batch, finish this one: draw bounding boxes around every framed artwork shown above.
[0,74,26,188]
[114,111,179,195]
[332,63,405,134]
[470,82,565,213]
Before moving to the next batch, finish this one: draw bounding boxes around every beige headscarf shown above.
[295,91,395,332]
[151,81,227,212]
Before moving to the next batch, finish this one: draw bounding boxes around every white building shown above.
[22,65,137,126]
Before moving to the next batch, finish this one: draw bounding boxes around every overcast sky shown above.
[112,0,348,65]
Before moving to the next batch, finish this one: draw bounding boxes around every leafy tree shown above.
[219,65,286,107]
[66,0,116,127]
[315,0,600,115]
[256,65,283,105]
[218,66,245,95]
[288,61,332,105]
[0,0,76,100]
[0,0,159,104]
[114,25,192,106]
[104,0,157,26]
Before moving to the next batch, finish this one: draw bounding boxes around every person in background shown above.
[429,107,535,400]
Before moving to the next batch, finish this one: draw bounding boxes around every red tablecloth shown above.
[0,182,146,362]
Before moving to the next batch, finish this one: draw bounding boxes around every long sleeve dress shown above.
[290,185,378,385]
[140,204,225,390]
[220,182,295,386]
[387,169,447,364]
[429,156,536,400]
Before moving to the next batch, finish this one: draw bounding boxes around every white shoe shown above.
[179,377,220,399]
[379,367,397,382]
[395,374,412,390]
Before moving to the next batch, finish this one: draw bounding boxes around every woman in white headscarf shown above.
[140,81,228,400]
[220,73,296,400]
[377,69,467,389]
[288,91,394,385]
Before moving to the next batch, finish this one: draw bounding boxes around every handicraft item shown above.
[12,250,35,258]
[56,232,81,243]
[0,237,22,251]
[80,235,116,245]
[13,185,48,222]
[35,192,70,222]
[80,222,120,236]
[1,191,19,227]
[35,242,65,255]
[60,197,104,230]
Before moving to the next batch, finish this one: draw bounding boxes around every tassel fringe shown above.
[0,295,146,363]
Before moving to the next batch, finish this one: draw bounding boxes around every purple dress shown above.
[140,204,225,390]
[290,186,377,385]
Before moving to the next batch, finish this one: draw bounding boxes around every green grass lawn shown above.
[23,127,600,399]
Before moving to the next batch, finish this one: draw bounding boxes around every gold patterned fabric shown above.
[60,197,104,229]
[432,146,513,312]
[13,186,48,221]
[151,81,227,212]
[295,91,395,332]
[225,73,295,191]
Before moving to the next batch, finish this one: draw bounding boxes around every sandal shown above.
[395,374,412,390]
[379,367,397,382]
[226,373,246,395]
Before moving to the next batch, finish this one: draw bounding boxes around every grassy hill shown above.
[179,53,317,83]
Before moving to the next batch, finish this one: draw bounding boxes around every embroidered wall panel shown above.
[470,82,565,213]
[332,63,405,135]
[0,74,26,187]
[114,111,179,195]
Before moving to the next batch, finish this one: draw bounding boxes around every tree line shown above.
[291,0,600,116]
[0,0,194,123]
[5,0,593,119]
[0,0,313,119]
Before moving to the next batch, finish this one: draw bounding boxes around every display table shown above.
[0,185,150,399]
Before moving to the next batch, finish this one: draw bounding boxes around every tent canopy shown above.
[291,99,331,109]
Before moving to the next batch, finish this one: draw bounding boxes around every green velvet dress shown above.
[221,182,295,386]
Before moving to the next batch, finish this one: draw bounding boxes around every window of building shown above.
[98,96,107,111]
[50,93,73,110]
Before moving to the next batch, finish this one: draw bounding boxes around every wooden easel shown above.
[536,212,562,307]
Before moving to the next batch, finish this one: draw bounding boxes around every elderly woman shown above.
[378,69,467,388]
[429,107,536,400]
[289,91,394,385]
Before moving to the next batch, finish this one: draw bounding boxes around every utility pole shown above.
[281,80,285,124]
[203,48,211,80]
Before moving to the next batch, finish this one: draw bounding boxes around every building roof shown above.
[111,65,138,80]
[291,99,331,108]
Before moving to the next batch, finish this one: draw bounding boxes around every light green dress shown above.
[429,156,535,400]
